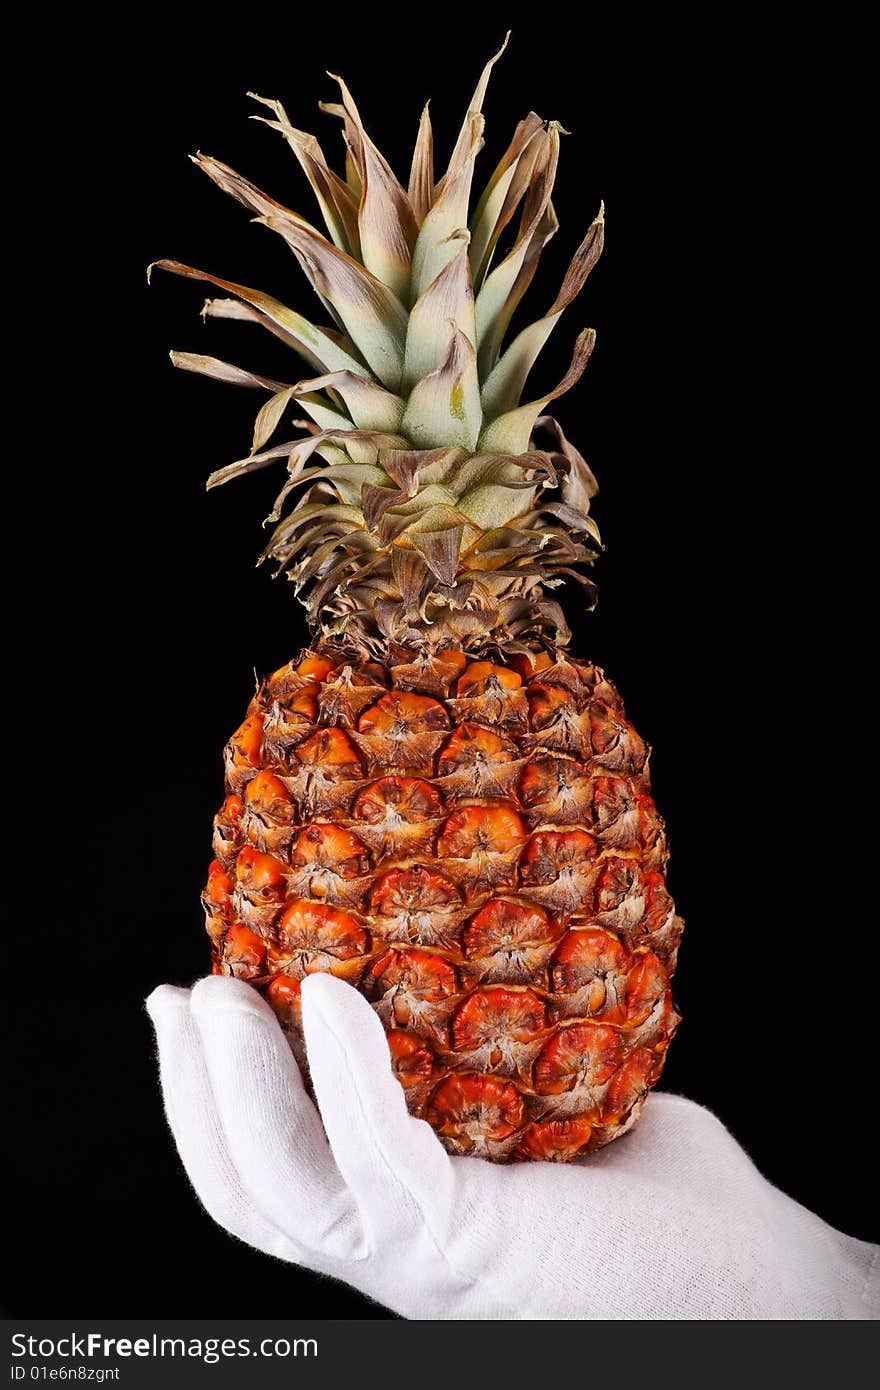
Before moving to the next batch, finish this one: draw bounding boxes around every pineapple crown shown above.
[151,35,604,657]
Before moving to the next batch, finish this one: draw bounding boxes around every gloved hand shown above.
[147,975,878,1320]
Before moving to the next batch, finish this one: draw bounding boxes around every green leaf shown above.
[326,75,417,303]
[469,112,545,285]
[410,115,484,298]
[457,482,536,528]
[478,328,596,454]
[295,371,405,431]
[262,213,407,389]
[293,392,353,435]
[403,243,476,390]
[401,328,482,450]
[481,205,604,416]
[188,154,408,389]
[383,484,459,516]
[474,146,559,378]
[308,461,389,505]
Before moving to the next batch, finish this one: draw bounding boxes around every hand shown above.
[147,975,878,1320]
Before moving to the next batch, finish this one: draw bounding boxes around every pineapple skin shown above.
[204,647,683,1162]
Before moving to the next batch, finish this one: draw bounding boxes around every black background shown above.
[6,12,875,1317]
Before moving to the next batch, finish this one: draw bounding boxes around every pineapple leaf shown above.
[260,213,407,390]
[169,351,288,393]
[379,446,465,497]
[475,187,559,378]
[457,481,536,528]
[408,103,435,225]
[305,461,389,506]
[535,414,599,514]
[206,439,310,490]
[410,116,484,299]
[403,242,476,391]
[294,371,405,432]
[292,392,353,435]
[409,525,464,585]
[444,450,551,496]
[150,261,370,377]
[362,482,407,528]
[401,328,482,450]
[391,547,430,605]
[326,74,418,302]
[469,113,547,286]
[253,387,301,453]
[381,483,459,517]
[262,502,363,564]
[443,32,509,184]
[188,154,408,388]
[480,205,604,416]
[478,328,596,454]
[531,500,602,543]
[247,93,361,255]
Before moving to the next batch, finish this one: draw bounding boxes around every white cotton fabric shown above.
[147,974,878,1321]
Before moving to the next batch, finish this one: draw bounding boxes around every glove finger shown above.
[301,974,453,1244]
[147,984,308,1263]
[190,975,365,1264]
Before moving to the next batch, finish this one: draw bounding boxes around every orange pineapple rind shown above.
[203,650,682,1159]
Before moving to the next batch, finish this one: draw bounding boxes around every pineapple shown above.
[154,37,683,1161]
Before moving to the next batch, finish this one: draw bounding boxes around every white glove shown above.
[147,974,878,1320]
